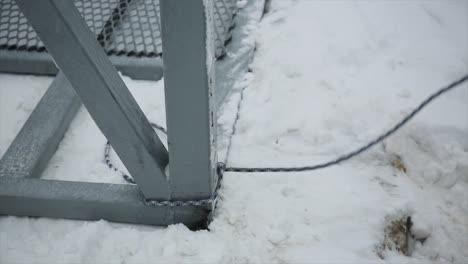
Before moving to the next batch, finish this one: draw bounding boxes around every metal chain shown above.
[104,74,468,206]
[223,74,468,173]
[144,165,224,207]
[104,122,224,207]
[104,122,167,184]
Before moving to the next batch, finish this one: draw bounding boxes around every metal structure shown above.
[0,0,262,227]
[0,0,236,80]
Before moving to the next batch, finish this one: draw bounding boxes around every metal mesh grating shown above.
[0,0,237,58]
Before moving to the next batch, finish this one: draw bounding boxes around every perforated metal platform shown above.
[0,0,237,80]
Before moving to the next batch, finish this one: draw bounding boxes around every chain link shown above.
[104,122,224,207]
[144,165,225,207]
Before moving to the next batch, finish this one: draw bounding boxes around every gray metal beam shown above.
[0,50,164,81]
[14,0,170,199]
[0,72,80,178]
[0,50,58,76]
[161,0,217,200]
[109,55,163,81]
[0,177,209,228]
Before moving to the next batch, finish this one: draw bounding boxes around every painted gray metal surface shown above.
[109,55,164,81]
[0,0,236,59]
[0,177,209,228]
[161,0,217,200]
[0,0,164,80]
[0,50,58,76]
[0,50,164,80]
[0,73,81,178]
[0,0,237,80]
[14,0,170,199]
[0,0,264,227]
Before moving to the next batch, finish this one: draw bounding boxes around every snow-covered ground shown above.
[1,0,468,263]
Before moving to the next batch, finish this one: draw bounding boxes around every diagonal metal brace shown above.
[13,0,170,199]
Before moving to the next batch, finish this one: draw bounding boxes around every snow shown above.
[0,75,50,158]
[1,0,468,263]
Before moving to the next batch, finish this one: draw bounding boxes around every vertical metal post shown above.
[161,0,217,200]
[14,0,170,199]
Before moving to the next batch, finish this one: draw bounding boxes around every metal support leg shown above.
[14,0,170,199]
[161,0,217,200]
